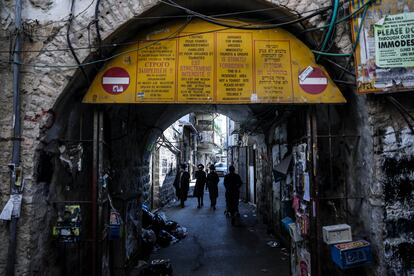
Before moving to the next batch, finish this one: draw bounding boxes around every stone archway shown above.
[0,1,361,275]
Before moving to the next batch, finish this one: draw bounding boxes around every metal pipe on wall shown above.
[92,111,99,276]
[6,0,22,275]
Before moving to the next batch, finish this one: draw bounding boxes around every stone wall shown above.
[159,171,178,207]
[369,96,414,275]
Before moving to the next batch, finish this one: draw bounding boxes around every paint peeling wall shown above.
[371,97,414,275]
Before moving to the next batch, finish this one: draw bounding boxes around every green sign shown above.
[375,12,414,68]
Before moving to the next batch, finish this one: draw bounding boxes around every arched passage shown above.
[29,1,372,276]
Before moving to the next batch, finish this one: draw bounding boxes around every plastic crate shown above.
[330,240,372,270]
[281,217,294,232]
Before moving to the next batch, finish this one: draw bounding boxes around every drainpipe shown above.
[6,0,22,275]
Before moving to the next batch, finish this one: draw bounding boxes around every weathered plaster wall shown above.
[369,96,414,275]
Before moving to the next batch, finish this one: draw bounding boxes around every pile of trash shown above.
[135,259,173,276]
[141,205,188,260]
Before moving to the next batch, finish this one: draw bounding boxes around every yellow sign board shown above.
[216,32,254,102]
[178,33,215,102]
[255,40,293,102]
[83,19,345,104]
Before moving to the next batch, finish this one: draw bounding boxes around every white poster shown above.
[303,173,311,202]
[0,194,23,220]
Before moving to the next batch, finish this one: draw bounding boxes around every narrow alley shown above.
[148,179,289,276]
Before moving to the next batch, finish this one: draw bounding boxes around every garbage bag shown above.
[152,214,167,234]
[157,230,176,247]
[155,211,167,222]
[149,259,173,276]
[266,240,280,248]
[142,208,155,229]
[138,259,173,276]
[171,226,188,240]
[141,229,157,260]
[142,229,157,245]
[164,220,178,233]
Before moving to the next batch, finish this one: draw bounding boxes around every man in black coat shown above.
[174,164,190,208]
[207,164,220,210]
[224,165,242,225]
[194,164,207,208]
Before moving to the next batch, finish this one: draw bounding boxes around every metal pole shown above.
[307,107,320,276]
[306,109,315,276]
[311,107,321,276]
[97,111,104,276]
[92,111,99,276]
[6,0,22,275]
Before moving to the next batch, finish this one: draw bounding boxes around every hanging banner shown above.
[83,19,345,104]
[350,0,414,94]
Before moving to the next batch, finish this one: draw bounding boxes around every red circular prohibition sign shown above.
[102,67,130,95]
[299,67,328,94]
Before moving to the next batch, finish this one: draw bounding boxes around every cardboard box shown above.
[322,224,352,244]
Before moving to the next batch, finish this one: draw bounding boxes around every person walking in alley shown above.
[174,164,190,208]
[194,164,207,208]
[207,164,220,210]
[224,165,242,225]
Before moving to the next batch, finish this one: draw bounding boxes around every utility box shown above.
[323,224,352,245]
[330,240,372,269]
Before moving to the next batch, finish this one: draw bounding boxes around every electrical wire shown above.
[311,50,351,57]
[338,3,369,79]
[18,0,96,39]
[387,96,414,134]
[0,3,332,48]
[312,0,372,61]
[322,57,355,77]
[316,0,339,61]
[0,2,357,69]
[94,0,102,57]
[0,9,330,68]
[8,4,332,40]
[67,0,89,82]
[0,17,191,68]
[301,0,374,34]
[159,0,331,30]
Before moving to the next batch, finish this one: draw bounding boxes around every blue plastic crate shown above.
[281,217,294,232]
[330,240,372,270]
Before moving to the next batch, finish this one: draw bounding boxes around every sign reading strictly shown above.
[83,19,345,104]
[375,12,414,68]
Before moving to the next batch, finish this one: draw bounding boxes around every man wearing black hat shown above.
[224,165,242,225]
[174,164,190,208]
[194,164,207,208]
[207,164,220,210]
